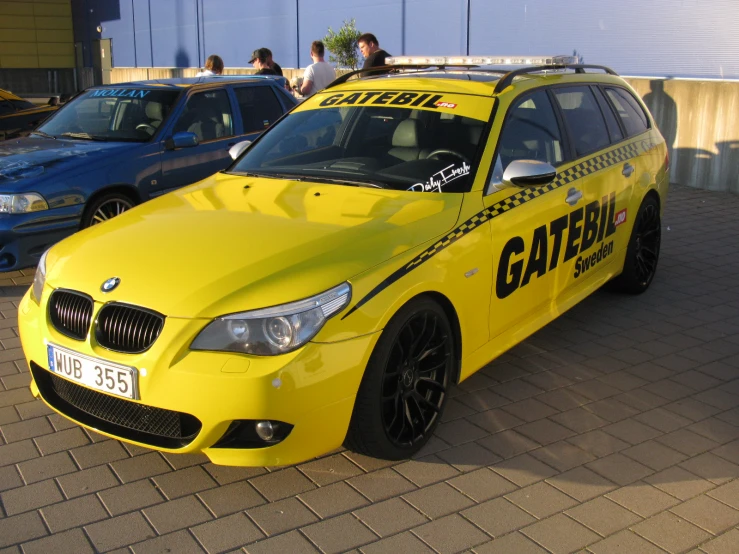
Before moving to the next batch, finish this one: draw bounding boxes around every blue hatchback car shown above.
[0,76,297,271]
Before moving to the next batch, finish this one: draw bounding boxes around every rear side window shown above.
[605,87,649,137]
[234,86,283,133]
[0,100,13,115]
[553,86,611,157]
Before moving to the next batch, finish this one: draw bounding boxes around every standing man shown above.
[358,33,391,75]
[300,41,336,97]
[262,48,283,76]
[249,49,277,75]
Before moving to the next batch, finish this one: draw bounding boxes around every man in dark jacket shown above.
[249,48,277,75]
[358,33,391,75]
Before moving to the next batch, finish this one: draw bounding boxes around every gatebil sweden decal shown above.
[342,140,647,319]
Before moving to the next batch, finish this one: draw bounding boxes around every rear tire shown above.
[344,297,453,460]
[81,193,135,229]
[610,194,661,294]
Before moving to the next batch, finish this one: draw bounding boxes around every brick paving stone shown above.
[447,467,517,502]
[663,398,722,422]
[606,481,681,517]
[633,407,694,432]
[130,530,206,554]
[360,531,436,554]
[1,417,53,443]
[695,389,739,411]
[197,480,265,517]
[298,481,369,519]
[191,512,264,552]
[143,495,212,534]
[550,407,609,434]
[70,440,129,469]
[632,512,712,552]
[521,513,600,554]
[110,452,172,483]
[412,513,489,554]
[529,441,596,472]
[565,496,642,537]
[434,441,502,472]
[567,429,630,458]
[1,478,63,515]
[515,419,575,446]
[706,479,739,510]
[616,389,670,412]
[582,398,640,423]
[535,389,590,411]
[41,494,108,532]
[656,429,721,456]
[0,406,18,426]
[671,495,739,535]
[201,462,267,485]
[587,529,667,554]
[298,453,363,486]
[477,429,540,459]
[546,466,617,502]
[679,452,739,486]
[246,497,319,536]
[245,530,320,554]
[159,452,208,469]
[151,465,217,500]
[711,438,739,463]
[455,389,509,412]
[17,451,78,484]
[441,398,478,422]
[644,466,716,501]
[601,419,663,446]
[466,408,524,434]
[688,418,739,444]
[586,453,654,486]
[505,481,578,519]
[20,529,95,554]
[33,427,90,455]
[499,398,558,422]
[249,467,316,502]
[47,413,78,432]
[0,464,22,492]
[700,529,739,554]
[492,453,557,488]
[0,511,48,548]
[0,388,34,410]
[56,464,120,499]
[402,482,475,519]
[347,468,416,502]
[433,419,489,446]
[97,479,164,516]
[393,455,460,487]
[14,401,53,420]
[462,497,535,538]
[355,497,428,537]
[85,512,156,552]
[0,440,39,468]
[472,533,548,554]
[621,439,689,471]
[302,513,378,554]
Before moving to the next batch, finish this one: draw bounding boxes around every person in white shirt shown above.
[300,41,336,97]
[196,54,224,77]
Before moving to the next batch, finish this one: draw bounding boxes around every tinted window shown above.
[0,100,13,116]
[593,87,624,143]
[496,89,564,172]
[605,87,649,137]
[234,86,283,133]
[173,89,234,142]
[554,86,611,157]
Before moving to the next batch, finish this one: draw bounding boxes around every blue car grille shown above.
[95,303,164,354]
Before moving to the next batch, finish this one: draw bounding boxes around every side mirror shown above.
[166,131,199,150]
[228,140,252,160]
[502,160,557,187]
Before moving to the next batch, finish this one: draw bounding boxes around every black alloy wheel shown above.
[345,297,454,460]
[611,194,661,294]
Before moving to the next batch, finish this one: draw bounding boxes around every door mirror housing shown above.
[166,132,199,150]
[502,160,557,187]
[228,140,252,160]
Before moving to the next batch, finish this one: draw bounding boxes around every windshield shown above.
[231,94,491,193]
[38,88,180,142]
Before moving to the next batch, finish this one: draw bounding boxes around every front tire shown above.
[611,194,661,294]
[345,297,453,460]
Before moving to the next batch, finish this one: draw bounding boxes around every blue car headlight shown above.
[0,193,49,214]
[191,282,351,356]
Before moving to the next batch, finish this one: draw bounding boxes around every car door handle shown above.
[565,188,582,206]
[622,163,635,177]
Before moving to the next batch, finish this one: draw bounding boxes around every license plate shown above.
[47,344,139,400]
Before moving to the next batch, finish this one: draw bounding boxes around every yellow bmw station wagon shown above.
[19,56,668,466]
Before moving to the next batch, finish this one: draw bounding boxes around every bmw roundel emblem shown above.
[101,277,120,293]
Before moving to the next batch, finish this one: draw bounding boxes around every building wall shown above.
[72,0,739,78]
[0,0,74,69]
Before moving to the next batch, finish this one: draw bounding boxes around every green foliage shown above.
[323,19,361,69]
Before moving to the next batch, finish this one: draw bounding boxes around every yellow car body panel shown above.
[18,67,668,465]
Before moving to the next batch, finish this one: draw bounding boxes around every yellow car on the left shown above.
[0,88,57,141]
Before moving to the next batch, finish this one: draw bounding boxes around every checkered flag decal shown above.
[343,141,646,318]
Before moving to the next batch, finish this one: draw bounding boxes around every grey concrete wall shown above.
[627,78,739,193]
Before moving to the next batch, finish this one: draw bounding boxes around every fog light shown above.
[255,421,276,441]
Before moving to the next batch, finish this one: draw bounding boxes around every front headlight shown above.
[31,248,49,305]
[0,193,49,214]
[191,282,351,356]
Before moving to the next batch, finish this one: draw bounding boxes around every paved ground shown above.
[2,185,739,554]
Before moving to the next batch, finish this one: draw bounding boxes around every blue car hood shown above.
[0,137,137,186]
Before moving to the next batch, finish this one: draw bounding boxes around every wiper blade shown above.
[309,176,385,188]
[30,130,56,139]
[60,132,108,141]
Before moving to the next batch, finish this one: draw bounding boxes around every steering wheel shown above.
[426,149,471,165]
[136,123,157,135]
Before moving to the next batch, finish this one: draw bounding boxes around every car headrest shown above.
[145,102,163,120]
[392,119,422,148]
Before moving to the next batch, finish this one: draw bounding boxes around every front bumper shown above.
[0,207,81,271]
[19,288,379,466]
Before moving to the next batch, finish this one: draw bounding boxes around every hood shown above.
[46,173,463,317]
[0,137,136,186]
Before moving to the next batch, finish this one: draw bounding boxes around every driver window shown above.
[173,90,234,142]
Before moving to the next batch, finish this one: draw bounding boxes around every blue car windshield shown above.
[230,106,486,193]
[38,88,180,142]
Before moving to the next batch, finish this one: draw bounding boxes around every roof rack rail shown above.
[493,64,618,94]
[324,64,469,90]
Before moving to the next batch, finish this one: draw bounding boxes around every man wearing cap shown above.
[250,48,277,75]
